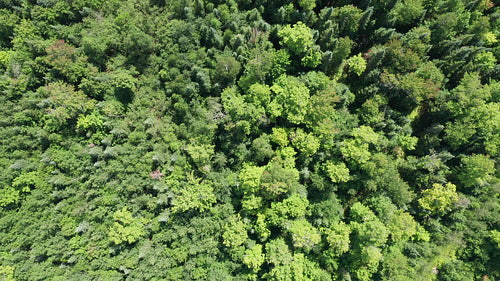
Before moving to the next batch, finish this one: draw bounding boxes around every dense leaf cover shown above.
[0,0,499,280]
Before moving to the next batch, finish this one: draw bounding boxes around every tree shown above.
[339,126,380,166]
[277,22,321,67]
[298,0,316,11]
[260,158,300,199]
[324,161,350,183]
[108,207,146,245]
[171,173,217,213]
[386,209,417,242]
[323,221,351,256]
[347,203,389,281]
[251,133,275,163]
[271,127,289,147]
[445,72,489,116]
[440,72,500,155]
[239,164,266,195]
[247,83,271,106]
[349,202,389,247]
[221,86,267,135]
[267,193,309,225]
[0,186,21,207]
[290,128,320,156]
[186,143,215,169]
[457,154,495,189]
[264,238,329,280]
[0,9,19,48]
[213,54,241,89]
[388,0,424,26]
[379,245,416,281]
[0,265,15,281]
[45,40,90,83]
[332,5,363,37]
[237,49,276,91]
[491,230,500,249]
[345,53,367,76]
[269,75,311,124]
[243,244,265,273]
[418,182,459,215]
[76,111,106,144]
[223,215,248,248]
[265,238,293,267]
[278,21,314,56]
[39,82,96,131]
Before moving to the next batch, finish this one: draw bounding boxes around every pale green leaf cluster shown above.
[223,215,248,248]
[278,22,314,55]
[290,128,320,156]
[288,219,321,249]
[171,179,216,213]
[108,207,145,245]
[323,221,351,256]
[270,75,311,124]
[243,244,265,273]
[325,161,350,183]
[346,53,367,76]
[418,183,459,215]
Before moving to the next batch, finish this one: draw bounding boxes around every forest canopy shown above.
[0,0,499,280]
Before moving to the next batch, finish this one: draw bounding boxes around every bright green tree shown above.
[458,154,495,188]
[108,207,146,245]
[418,183,459,215]
[346,53,367,76]
[323,221,351,256]
[271,127,289,147]
[171,174,216,213]
[223,215,248,248]
[239,164,265,195]
[324,161,350,183]
[277,22,321,67]
[0,265,15,281]
[243,244,265,273]
[278,22,314,55]
[260,159,300,199]
[290,128,320,156]
[269,75,311,124]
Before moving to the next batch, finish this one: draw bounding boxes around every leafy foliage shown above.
[0,0,498,280]
[418,183,459,215]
